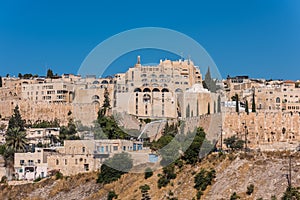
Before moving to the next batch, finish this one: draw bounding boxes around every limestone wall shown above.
[223,111,300,150]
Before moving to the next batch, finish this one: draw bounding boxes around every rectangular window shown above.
[20,160,24,166]
[82,147,85,153]
[28,160,34,166]
[113,146,118,151]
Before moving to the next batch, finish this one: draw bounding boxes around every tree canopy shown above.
[97,153,133,184]
[8,105,25,131]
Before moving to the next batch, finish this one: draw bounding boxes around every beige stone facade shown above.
[0,58,215,126]
[26,127,60,145]
[14,148,49,180]
[114,58,217,120]
[47,139,144,176]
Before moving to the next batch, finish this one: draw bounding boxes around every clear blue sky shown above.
[0,0,300,80]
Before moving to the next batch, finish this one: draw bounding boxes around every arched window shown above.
[162,88,169,93]
[92,95,100,100]
[152,88,160,92]
[276,97,280,103]
[101,80,108,84]
[143,94,151,103]
[134,88,142,92]
[92,100,100,106]
[143,88,151,93]
[175,88,183,93]
[93,81,99,84]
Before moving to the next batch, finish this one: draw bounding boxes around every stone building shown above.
[0,57,217,126]
[114,57,217,119]
[47,139,144,176]
[26,127,60,145]
[14,148,50,180]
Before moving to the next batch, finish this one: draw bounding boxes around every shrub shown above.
[194,168,216,191]
[107,191,118,200]
[33,176,42,182]
[140,184,151,200]
[196,190,203,200]
[174,159,183,169]
[157,164,176,188]
[282,186,300,200]
[139,184,150,193]
[144,167,153,179]
[246,184,254,195]
[55,171,63,180]
[271,195,277,200]
[97,153,133,184]
[230,192,240,200]
[0,176,7,183]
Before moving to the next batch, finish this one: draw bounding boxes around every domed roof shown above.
[186,84,209,93]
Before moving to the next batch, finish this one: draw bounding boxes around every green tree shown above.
[224,135,244,151]
[252,92,256,112]
[0,76,2,87]
[59,119,79,141]
[230,192,240,200]
[107,191,118,200]
[46,69,54,78]
[8,105,25,131]
[157,164,176,188]
[282,186,300,200]
[182,128,205,164]
[204,67,217,92]
[186,104,190,118]
[97,153,133,184]
[5,127,28,152]
[98,87,111,117]
[246,184,254,195]
[217,95,221,113]
[18,73,22,78]
[235,94,239,113]
[144,167,153,179]
[139,184,151,200]
[214,101,216,113]
[194,168,216,190]
[245,100,249,115]
[96,113,129,139]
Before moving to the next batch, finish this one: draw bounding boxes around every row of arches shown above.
[92,80,113,84]
[134,88,170,93]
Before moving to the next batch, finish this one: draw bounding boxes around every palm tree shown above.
[5,127,28,153]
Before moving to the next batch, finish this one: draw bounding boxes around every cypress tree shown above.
[208,103,210,115]
[0,76,2,87]
[235,94,239,113]
[245,100,249,115]
[8,105,25,131]
[252,92,256,112]
[46,69,54,78]
[217,95,221,113]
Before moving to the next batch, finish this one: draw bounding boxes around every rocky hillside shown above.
[0,151,299,200]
